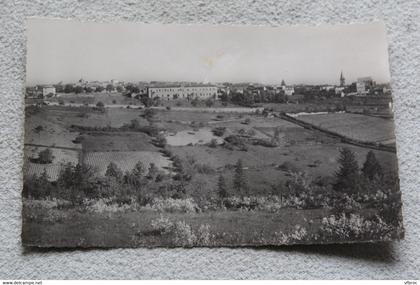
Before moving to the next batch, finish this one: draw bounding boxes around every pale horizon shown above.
[26,19,392,86]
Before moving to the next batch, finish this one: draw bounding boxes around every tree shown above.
[64,84,74,93]
[233,159,247,196]
[334,148,360,192]
[205,98,214,107]
[106,84,114,92]
[191,97,199,107]
[116,86,123,93]
[143,108,156,122]
[74,86,84,94]
[217,175,228,199]
[96,86,104,92]
[362,151,383,180]
[105,162,123,181]
[132,161,145,177]
[96,101,105,108]
[147,163,158,181]
[37,148,54,164]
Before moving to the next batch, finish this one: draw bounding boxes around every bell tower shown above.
[340,71,345,87]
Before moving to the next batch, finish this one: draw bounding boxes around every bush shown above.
[242,118,251,125]
[212,127,226,137]
[195,163,216,174]
[153,135,167,148]
[37,148,54,164]
[196,224,212,245]
[278,161,298,173]
[151,215,174,234]
[208,138,218,148]
[172,221,196,247]
[320,213,392,241]
[148,198,200,213]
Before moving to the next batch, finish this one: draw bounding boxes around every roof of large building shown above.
[148,84,217,89]
[357,77,373,82]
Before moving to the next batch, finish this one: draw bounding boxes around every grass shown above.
[23,200,400,247]
[81,132,158,152]
[24,147,79,181]
[22,104,401,247]
[83,151,171,175]
[296,113,396,143]
[21,202,327,247]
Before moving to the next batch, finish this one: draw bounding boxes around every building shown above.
[283,86,295,96]
[340,71,345,87]
[42,85,56,97]
[356,77,375,95]
[148,85,218,100]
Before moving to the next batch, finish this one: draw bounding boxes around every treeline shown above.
[219,89,287,107]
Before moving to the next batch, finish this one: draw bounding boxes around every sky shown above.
[26,19,391,86]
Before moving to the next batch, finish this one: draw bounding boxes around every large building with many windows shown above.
[147,85,218,100]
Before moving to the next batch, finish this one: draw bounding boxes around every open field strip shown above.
[83,151,172,175]
[24,146,80,181]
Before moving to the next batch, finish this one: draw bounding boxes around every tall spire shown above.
[340,71,345,87]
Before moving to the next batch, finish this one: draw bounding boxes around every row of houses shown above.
[26,75,388,100]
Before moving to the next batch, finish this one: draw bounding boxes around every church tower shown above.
[340,71,345,87]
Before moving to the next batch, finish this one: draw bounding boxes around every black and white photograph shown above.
[22,18,404,248]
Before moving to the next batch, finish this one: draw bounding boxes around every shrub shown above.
[252,138,277,147]
[151,215,174,234]
[37,148,54,164]
[208,138,218,148]
[195,163,216,174]
[205,98,214,107]
[212,127,226,137]
[275,224,308,243]
[242,118,251,125]
[34,125,44,133]
[320,213,392,241]
[196,224,212,245]
[278,161,298,173]
[153,135,167,148]
[148,198,199,213]
[172,221,196,247]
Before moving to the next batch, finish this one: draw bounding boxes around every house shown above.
[148,85,218,100]
[282,85,295,96]
[42,85,56,98]
[356,77,375,95]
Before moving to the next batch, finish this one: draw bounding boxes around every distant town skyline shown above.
[26,19,391,86]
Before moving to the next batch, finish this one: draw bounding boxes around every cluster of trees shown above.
[55,84,125,94]
[219,89,287,106]
[217,159,248,199]
[29,148,54,164]
[334,148,384,193]
[23,160,186,206]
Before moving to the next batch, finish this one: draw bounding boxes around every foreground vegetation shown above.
[23,146,403,247]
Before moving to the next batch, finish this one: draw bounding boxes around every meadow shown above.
[22,98,403,247]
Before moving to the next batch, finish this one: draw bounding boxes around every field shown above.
[22,201,397,247]
[22,98,402,247]
[296,113,396,144]
[83,151,172,175]
[24,146,80,181]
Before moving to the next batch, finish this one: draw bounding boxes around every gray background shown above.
[0,0,419,279]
